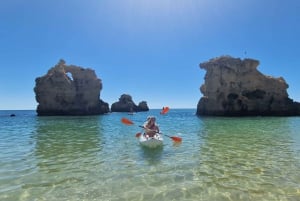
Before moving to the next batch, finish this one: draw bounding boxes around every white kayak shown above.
[138,133,163,148]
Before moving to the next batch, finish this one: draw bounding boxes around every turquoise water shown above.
[0,109,300,201]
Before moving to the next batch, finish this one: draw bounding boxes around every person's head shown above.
[147,116,156,124]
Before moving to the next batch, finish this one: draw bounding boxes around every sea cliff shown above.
[197,56,300,116]
[34,60,109,115]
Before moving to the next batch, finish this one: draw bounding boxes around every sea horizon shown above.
[0,108,199,112]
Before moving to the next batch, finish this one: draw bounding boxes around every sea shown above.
[0,109,300,201]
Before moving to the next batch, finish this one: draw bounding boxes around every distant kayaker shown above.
[143,116,160,138]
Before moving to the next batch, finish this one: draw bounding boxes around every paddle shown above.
[121,118,142,137]
[121,118,143,137]
[121,117,182,142]
[121,117,134,125]
[160,106,170,115]
[139,125,182,142]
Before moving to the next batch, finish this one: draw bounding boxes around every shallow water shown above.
[0,109,300,200]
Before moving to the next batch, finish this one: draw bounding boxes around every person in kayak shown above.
[143,116,160,138]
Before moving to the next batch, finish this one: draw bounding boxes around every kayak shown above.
[138,133,163,148]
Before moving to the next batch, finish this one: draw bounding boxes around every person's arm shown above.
[143,123,152,133]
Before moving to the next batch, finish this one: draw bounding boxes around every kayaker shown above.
[143,116,160,138]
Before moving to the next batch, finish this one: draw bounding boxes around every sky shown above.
[0,0,299,110]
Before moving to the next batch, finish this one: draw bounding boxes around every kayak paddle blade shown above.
[121,118,134,125]
[170,136,182,142]
[160,106,170,115]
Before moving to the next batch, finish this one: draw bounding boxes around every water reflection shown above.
[195,117,300,200]
[34,116,102,161]
[28,115,104,192]
[139,146,163,165]
[0,111,38,201]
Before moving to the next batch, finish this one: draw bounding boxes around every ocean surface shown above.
[0,109,300,201]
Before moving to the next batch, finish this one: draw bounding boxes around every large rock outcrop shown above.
[197,56,300,116]
[34,60,109,116]
[111,94,149,112]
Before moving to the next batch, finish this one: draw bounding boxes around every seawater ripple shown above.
[0,110,300,201]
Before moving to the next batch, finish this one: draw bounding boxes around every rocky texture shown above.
[34,60,109,116]
[111,94,149,112]
[197,56,300,116]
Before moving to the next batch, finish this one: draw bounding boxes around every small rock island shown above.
[197,56,300,116]
[111,94,149,112]
[34,60,109,116]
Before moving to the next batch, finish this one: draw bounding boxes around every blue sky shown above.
[0,0,299,110]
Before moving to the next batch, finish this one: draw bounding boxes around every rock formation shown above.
[197,56,300,116]
[34,59,109,116]
[111,94,149,112]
